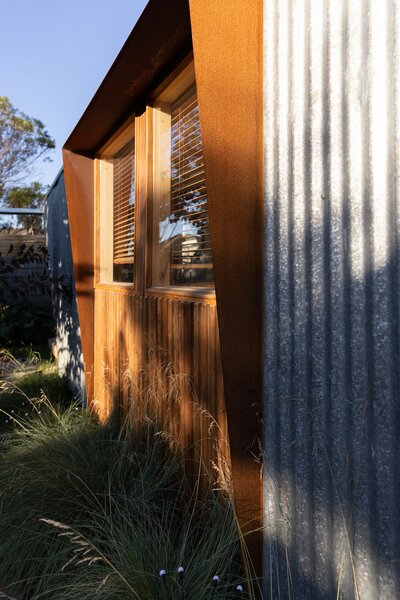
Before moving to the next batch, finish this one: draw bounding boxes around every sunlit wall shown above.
[263,0,399,597]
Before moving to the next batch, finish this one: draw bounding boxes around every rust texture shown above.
[62,150,95,400]
[189,0,264,568]
[63,0,264,578]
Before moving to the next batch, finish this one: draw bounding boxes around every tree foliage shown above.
[0,96,55,199]
[5,181,47,209]
[3,181,47,230]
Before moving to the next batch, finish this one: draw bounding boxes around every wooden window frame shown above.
[97,119,136,287]
[149,60,214,294]
[95,57,215,301]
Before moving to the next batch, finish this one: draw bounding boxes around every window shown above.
[112,139,135,282]
[152,65,213,288]
[99,124,135,284]
[98,60,213,292]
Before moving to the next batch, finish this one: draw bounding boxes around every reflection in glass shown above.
[158,88,213,287]
[113,139,135,283]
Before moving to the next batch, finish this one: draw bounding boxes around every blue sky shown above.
[0,0,149,187]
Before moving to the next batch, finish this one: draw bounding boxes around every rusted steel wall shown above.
[93,287,229,482]
[189,0,264,563]
[62,151,95,400]
[263,0,400,598]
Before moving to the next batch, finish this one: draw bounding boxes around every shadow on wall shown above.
[92,327,232,487]
[45,170,86,404]
[91,284,231,486]
[262,1,400,597]
[263,231,400,599]
[263,114,400,600]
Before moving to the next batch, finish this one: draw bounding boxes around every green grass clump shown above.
[0,406,249,599]
[0,370,73,433]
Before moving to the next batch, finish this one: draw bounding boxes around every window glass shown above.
[153,85,213,287]
[112,138,135,283]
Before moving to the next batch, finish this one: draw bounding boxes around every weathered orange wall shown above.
[62,150,95,399]
[63,0,263,576]
[189,0,264,564]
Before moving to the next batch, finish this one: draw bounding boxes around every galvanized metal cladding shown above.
[46,171,86,402]
[263,0,400,598]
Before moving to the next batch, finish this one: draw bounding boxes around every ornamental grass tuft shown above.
[0,403,253,599]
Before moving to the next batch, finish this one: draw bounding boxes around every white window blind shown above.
[113,138,135,282]
[167,88,213,286]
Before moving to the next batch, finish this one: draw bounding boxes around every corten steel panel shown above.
[64,0,191,154]
[263,0,400,598]
[189,0,264,570]
[63,150,95,401]
[63,0,263,581]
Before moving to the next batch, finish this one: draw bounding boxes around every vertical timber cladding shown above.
[264,1,400,599]
[189,0,264,565]
[93,287,228,480]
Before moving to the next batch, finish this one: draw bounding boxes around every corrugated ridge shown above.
[263,0,400,597]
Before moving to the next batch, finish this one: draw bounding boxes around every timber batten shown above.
[93,287,229,476]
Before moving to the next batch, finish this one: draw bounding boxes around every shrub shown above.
[0,301,54,345]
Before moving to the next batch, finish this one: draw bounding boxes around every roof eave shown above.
[63,0,192,154]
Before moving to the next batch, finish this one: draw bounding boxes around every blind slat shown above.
[113,138,135,265]
[171,132,202,154]
[170,186,207,200]
[172,159,204,178]
[171,95,198,118]
[114,233,135,245]
[113,257,134,265]
[171,143,203,160]
[170,263,213,269]
[171,176,206,194]
[167,89,213,281]
[114,207,135,221]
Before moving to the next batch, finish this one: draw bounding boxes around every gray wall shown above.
[45,170,86,403]
[263,0,399,598]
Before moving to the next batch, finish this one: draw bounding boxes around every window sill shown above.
[95,283,216,303]
[95,282,138,295]
[146,286,216,301]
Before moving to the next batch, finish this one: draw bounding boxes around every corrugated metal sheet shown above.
[263,1,400,598]
[46,170,86,402]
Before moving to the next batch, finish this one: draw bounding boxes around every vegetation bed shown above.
[0,405,251,599]
[0,349,73,434]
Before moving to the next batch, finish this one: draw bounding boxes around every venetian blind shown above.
[169,88,213,285]
[113,139,135,266]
